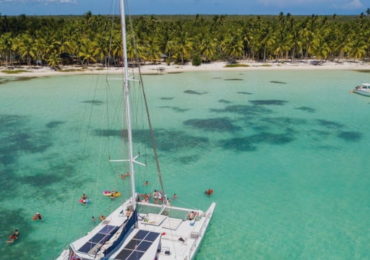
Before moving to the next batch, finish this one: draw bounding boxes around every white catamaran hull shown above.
[56,199,216,260]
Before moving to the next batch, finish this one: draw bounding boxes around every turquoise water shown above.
[0,70,369,259]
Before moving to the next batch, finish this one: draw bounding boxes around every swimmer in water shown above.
[7,229,20,244]
[120,172,130,179]
[204,189,214,196]
[32,212,42,221]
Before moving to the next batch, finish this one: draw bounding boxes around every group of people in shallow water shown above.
[6,212,43,244]
[6,187,214,244]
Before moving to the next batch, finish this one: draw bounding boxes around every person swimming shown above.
[80,194,89,205]
[120,172,130,179]
[7,229,20,244]
[32,212,42,221]
[204,189,214,196]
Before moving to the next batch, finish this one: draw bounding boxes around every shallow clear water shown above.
[0,70,369,259]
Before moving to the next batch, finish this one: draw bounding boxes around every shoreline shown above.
[1,60,370,77]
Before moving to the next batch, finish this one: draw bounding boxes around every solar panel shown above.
[136,241,151,251]
[78,225,119,254]
[127,251,144,260]
[134,230,149,240]
[125,239,141,250]
[116,249,133,259]
[90,233,106,243]
[144,232,159,242]
[79,242,96,254]
[114,230,160,260]
[100,225,117,234]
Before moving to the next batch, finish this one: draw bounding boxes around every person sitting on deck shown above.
[143,193,150,202]
[153,190,162,204]
[187,211,196,221]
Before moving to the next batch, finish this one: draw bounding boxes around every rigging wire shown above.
[126,2,167,198]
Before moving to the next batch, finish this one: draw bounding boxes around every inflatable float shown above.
[79,199,90,204]
[102,191,121,198]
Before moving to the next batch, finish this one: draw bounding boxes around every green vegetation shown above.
[1,69,30,74]
[0,13,369,68]
[225,64,249,67]
[192,54,202,66]
[59,68,86,72]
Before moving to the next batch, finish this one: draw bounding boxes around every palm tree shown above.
[12,34,35,65]
[0,33,13,65]
[78,38,98,65]
[200,36,217,62]
[222,30,244,61]
[0,14,369,66]
[47,51,62,69]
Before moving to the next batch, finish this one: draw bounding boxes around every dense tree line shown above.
[0,13,369,68]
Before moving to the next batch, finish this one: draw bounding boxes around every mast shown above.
[119,0,136,206]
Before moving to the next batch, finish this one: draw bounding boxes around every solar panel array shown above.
[78,225,119,254]
[115,230,160,260]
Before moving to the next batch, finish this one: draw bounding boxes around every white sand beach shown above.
[1,60,370,77]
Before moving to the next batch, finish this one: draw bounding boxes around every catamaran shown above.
[56,1,216,259]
